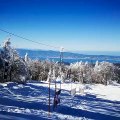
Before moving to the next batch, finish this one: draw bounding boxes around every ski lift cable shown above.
[0,28,59,49]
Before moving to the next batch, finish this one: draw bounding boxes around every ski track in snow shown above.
[0,81,120,120]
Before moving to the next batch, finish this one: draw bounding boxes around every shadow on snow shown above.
[0,82,120,120]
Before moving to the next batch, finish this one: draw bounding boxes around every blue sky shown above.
[0,0,120,53]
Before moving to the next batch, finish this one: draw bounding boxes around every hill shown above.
[17,49,120,63]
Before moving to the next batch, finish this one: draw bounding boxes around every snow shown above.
[0,83,8,87]
[0,81,120,120]
[86,84,120,101]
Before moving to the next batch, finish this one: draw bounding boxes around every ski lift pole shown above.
[48,77,50,115]
[60,68,61,90]
[48,68,51,116]
[60,47,64,90]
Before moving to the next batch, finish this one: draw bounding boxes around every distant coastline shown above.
[16,48,120,64]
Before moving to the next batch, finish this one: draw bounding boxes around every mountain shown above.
[17,48,85,59]
[16,49,120,63]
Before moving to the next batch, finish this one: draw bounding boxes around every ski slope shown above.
[0,81,120,120]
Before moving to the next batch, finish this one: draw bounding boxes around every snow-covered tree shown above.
[69,61,92,83]
[93,61,115,85]
[0,54,4,82]
[47,67,52,82]
[0,38,29,83]
[114,64,120,83]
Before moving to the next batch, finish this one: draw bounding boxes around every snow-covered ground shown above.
[0,81,120,120]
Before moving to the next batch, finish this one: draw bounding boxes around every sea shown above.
[17,49,120,64]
